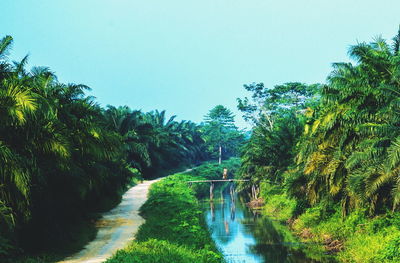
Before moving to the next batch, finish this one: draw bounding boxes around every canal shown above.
[202,192,337,263]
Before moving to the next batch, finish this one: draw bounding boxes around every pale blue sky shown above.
[2,0,400,128]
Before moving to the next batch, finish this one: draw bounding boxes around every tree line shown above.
[238,27,400,217]
[0,35,244,256]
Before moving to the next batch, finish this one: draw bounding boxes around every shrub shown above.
[377,231,400,262]
[259,182,296,221]
[293,206,324,232]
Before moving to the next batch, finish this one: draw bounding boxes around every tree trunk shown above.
[218,144,222,165]
[210,182,215,201]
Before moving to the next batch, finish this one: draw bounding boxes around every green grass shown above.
[260,182,296,222]
[259,183,400,263]
[105,160,242,263]
[106,239,221,263]
[336,214,400,263]
[293,209,400,263]
[135,174,219,250]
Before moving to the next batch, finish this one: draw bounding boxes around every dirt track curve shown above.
[58,179,159,263]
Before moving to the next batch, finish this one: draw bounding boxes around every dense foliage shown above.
[103,107,210,178]
[288,29,400,215]
[239,27,400,215]
[238,27,400,262]
[0,35,243,258]
[238,82,320,185]
[0,36,136,255]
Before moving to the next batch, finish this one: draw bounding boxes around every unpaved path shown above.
[58,179,160,263]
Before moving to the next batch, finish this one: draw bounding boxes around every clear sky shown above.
[2,0,400,129]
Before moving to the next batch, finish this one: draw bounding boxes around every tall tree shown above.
[237,82,320,129]
[289,33,400,215]
[237,83,319,188]
[203,105,243,164]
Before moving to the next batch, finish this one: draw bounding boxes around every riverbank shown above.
[105,159,240,263]
[258,182,400,263]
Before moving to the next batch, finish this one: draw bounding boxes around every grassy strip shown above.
[136,174,220,251]
[107,239,220,263]
[106,174,222,263]
[105,159,240,263]
[259,182,400,263]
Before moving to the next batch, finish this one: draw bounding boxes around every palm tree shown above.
[290,32,400,215]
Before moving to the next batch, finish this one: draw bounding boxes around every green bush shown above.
[259,182,296,221]
[337,216,400,263]
[293,205,324,232]
[2,254,63,263]
[291,205,400,263]
[377,232,400,262]
[338,230,388,263]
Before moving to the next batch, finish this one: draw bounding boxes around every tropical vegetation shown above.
[0,35,243,260]
[237,27,400,262]
[202,105,244,164]
[5,22,400,263]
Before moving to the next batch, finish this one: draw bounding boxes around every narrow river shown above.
[203,193,336,263]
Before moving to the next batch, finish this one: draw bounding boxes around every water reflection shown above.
[203,193,336,263]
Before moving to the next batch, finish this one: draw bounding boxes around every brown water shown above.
[58,179,159,263]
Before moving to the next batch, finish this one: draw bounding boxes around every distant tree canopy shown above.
[237,82,320,128]
[103,107,209,177]
[204,105,236,127]
[202,105,245,164]
[238,27,400,217]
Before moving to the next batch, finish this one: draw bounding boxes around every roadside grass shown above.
[105,174,223,263]
[135,174,219,250]
[107,239,221,263]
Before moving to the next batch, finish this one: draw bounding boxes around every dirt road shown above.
[58,179,159,263]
